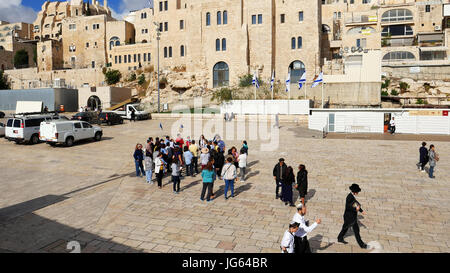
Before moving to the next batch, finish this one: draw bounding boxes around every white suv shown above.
[39,120,103,147]
[5,114,64,144]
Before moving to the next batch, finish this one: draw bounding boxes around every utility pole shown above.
[154,22,161,113]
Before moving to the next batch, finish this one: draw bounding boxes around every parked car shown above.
[0,111,5,118]
[113,104,150,120]
[0,122,5,137]
[5,113,65,144]
[71,112,99,124]
[39,120,103,147]
[98,112,123,125]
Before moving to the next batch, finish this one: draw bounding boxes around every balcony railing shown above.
[345,15,378,25]
[382,37,415,47]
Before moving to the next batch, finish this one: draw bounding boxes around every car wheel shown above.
[30,134,39,145]
[94,132,102,141]
[65,137,74,147]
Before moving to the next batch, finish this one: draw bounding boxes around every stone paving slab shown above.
[0,118,449,253]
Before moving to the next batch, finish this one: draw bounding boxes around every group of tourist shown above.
[273,158,308,207]
[133,134,248,201]
[417,142,439,179]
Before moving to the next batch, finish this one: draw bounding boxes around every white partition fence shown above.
[220,100,312,115]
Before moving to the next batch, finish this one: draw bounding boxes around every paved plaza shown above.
[0,117,449,253]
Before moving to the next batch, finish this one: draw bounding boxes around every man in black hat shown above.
[337,183,367,249]
[273,158,287,199]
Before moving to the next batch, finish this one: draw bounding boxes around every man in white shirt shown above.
[390,117,396,135]
[292,203,321,253]
[281,222,299,253]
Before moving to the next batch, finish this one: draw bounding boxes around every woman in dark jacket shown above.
[281,166,295,207]
[295,164,308,206]
[133,143,145,177]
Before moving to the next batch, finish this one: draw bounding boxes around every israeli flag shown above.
[159,122,163,130]
[285,72,291,92]
[311,72,323,88]
[298,72,306,90]
[252,72,260,89]
[270,70,275,92]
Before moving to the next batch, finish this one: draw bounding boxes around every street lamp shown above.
[153,22,161,113]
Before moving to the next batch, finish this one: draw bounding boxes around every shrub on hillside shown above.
[104,69,122,85]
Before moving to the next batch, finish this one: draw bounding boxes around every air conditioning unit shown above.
[435,25,441,31]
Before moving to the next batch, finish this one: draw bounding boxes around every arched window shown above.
[297,37,302,49]
[382,9,413,23]
[217,11,222,25]
[216,39,220,51]
[381,25,413,37]
[213,62,229,87]
[223,11,228,24]
[180,45,185,57]
[288,60,305,84]
[347,26,376,35]
[206,12,211,26]
[222,38,226,51]
[109,36,120,50]
[382,51,415,61]
[291,37,296,49]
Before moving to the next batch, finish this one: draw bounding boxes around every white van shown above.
[5,114,64,144]
[39,120,103,147]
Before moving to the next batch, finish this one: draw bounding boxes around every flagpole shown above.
[321,81,324,108]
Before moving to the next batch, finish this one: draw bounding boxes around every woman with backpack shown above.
[221,156,237,199]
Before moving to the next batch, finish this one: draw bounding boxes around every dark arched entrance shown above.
[289,60,305,84]
[87,95,101,110]
[213,62,229,88]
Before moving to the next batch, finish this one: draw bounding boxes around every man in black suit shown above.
[337,184,367,249]
[273,158,287,200]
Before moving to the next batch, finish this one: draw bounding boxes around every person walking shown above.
[189,140,199,175]
[238,149,247,182]
[154,153,166,189]
[144,151,154,184]
[133,144,145,177]
[221,156,237,199]
[131,108,136,122]
[292,203,321,253]
[428,144,439,179]
[183,146,194,177]
[281,222,300,254]
[273,158,288,199]
[337,184,368,249]
[200,147,210,170]
[389,117,396,135]
[200,161,216,202]
[171,157,181,194]
[282,166,295,207]
[417,142,428,172]
[241,140,248,155]
[295,164,308,206]
[215,149,225,178]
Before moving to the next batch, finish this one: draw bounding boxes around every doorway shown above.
[384,113,391,133]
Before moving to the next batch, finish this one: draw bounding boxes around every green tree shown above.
[0,70,10,89]
[104,69,122,85]
[212,87,234,103]
[138,74,146,86]
[399,82,410,93]
[390,89,399,96]
[128,72,136,82]
[239,74,253,87]
[14,49,29,68]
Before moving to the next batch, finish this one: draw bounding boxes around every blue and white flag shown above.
[285,72,291,92]
[159,122,163,130]
[298,72,306,90]
[270,70,275,92]
[311,72,323,88]
[252,72,259,89]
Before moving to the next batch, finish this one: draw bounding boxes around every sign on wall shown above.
[409,110,444,116]
[409,67,421,73]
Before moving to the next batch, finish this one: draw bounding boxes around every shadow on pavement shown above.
[309,234,334,253]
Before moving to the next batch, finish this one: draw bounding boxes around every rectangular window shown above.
[164,22,168,31]
[115,56,117,64]
[159,23,163,32]
[91,61,95,68]
[252,15,256,24]
[86,43,89,48]
[280,14,285,24]
[180,20,184,30]
[147,53,151,61]
[164,47,167,58]
[138,54,141,63]
[258,14,262,24]
[169,47,172,58]
[164,1,168,11]
[119,56,121,64]
[425,5,430,12]
[124,55,127,63]
[159,1,163,11]
[128,55,131,63]
[144,53,147,62]
[299,11,304,21]
[134,54,137,63]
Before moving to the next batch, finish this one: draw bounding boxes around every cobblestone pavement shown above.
[0,118,449,253]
